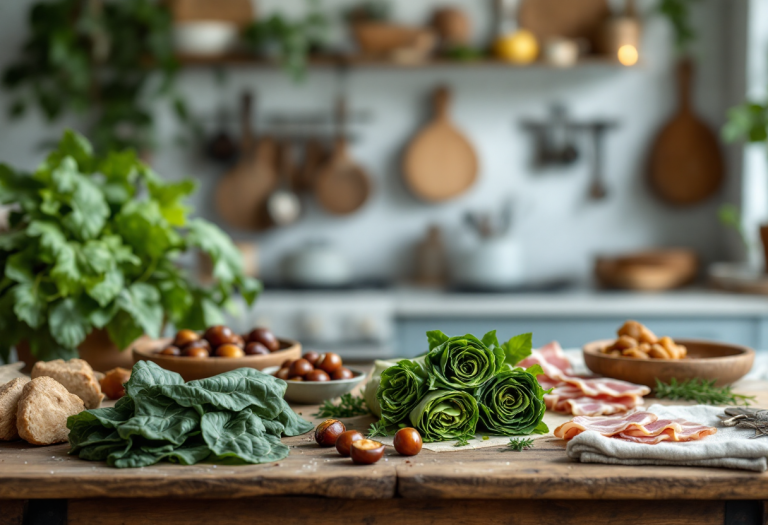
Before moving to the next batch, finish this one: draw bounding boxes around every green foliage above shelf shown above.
[2,0,187,153]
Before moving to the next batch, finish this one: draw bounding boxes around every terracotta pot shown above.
[16,329,137,373]
[761,225,768,274]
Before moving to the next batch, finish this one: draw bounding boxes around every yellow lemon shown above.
[494,29,539,64]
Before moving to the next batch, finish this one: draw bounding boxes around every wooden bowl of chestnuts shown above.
[132,325,301,381]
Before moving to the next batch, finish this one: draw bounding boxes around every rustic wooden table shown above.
[3,379,768,525]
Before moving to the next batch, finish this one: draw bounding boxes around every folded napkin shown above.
[566,404,768,472]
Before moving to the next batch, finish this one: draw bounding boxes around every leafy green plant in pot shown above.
[0,130,261,370]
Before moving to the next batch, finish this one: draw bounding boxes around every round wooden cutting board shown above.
[648,59,724,206]
[403,86,478,202]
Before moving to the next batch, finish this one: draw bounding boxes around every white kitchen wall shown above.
[0,0,745,283]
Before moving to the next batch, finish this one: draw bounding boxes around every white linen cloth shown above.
[566,404,768,472]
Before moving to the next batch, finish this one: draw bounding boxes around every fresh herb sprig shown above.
[368,420,388,438]
[506,437,534,451]
[454,434,473,447]
[655,378,756,406]
[312,394,370,418]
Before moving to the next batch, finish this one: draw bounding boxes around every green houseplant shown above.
[2,0,187,153]
[0,130,260,363]
[722,99,768,268]
[242,1,329,82]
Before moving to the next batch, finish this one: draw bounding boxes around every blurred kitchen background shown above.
[1,0,768,359]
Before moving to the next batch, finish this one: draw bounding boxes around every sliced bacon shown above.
[554,411,717,444]
[519,342,650,417]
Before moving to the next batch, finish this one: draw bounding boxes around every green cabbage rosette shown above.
[475,364,549,436]
[423,330,506,390]
[377,358,429,426]
[409,390,479,442]
[363,359,401,418]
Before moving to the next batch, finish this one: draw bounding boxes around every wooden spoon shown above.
[315,98,372,215]
[648,58,724,206]
[403,86,478,202]
[215,92,277,230]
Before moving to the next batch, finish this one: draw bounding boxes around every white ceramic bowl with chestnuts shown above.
[131,325,301,381]
[263,351,366,404]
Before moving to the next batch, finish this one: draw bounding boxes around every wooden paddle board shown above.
[648,59,724,206]
[403,86,478,202]
[215,92,277,230]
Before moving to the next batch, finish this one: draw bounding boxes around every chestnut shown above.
[184,346,209,358]
[288,359,314,378]
[331,367,354,380]
[245,342,270,356]
[281,359,295,369]
[182,339,211,353]
[158,345,181,356]
[306,369,330,382]
[173,329,200,348]
[393,427,422,456]
[315,419,345,447]
[316,352,342,374]
[215,343,245,358]
[350,439,385,465]
[302,351,320,366]
[232,334,245,348]
[335,430,364,457]
[204,325,236,348]
[288,376,304,381]
[100,367,131,400]
[275,368,290,380]
[247,327,279,352]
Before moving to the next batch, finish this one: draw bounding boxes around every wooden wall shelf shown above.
[177,54,636,71]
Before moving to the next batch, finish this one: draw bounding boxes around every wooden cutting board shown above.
[403,86,478,202]
[215,93,277,230]
[315,98,372,215]
[315,139,372,215]
[648,59,724,206]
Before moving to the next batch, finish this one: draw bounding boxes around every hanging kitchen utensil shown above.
[215,92,277,230]
[315,97,372,215]
[518,0,609,52]
[648,59,724,206]
[296,138,327,192]
[266,139,301,226]
[588,122,616,200]
[206,107,238,164]
[403,86,478,202]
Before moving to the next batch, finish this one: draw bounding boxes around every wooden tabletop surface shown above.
[2,379,768,501]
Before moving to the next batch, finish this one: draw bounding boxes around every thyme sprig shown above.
[454,434,474,447]
[506,437,534,451]
[654,378,755,406]
[312,394,371,418]
[368,420,388,438]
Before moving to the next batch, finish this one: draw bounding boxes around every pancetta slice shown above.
[519,342,650,417]
[554,411,717,444]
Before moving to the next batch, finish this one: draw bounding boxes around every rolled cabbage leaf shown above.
[377,357,429,426]
[475,364,549,436]
[409,389,479,442]
[424,330,506,390]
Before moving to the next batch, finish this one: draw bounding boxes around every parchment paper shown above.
[377,410,573,452]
